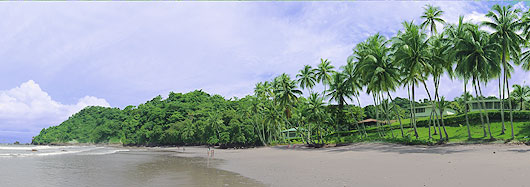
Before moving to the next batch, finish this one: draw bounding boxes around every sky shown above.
[0,1,528,143]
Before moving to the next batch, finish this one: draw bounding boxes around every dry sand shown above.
[170,143,530,187]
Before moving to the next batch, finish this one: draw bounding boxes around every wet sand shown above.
[171,143,530,187]
[0,146,264,187]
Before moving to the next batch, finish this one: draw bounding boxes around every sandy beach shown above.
[171,143,530,187]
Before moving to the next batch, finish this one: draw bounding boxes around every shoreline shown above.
[169,143,530,187]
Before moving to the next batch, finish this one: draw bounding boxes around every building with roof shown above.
[412,105,456,118]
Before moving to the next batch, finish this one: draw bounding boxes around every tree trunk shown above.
[381,94,394,138]
[438,102,448,140]
[422,80,442,140]
[411,84,419,139]
[519,97,524,111]
[373,95,383,138]
[477,79,493,139]
[505,74,515,139]
[388,93,404,138]
[473,79,487,137]
[499,75,506,134]
[319,122,323,144]
[502,47,514,139]
[427,109,434,139]
[407,85,413,128]
[464,79,472,139]
[434,78,448,140]
[356,96,368,137]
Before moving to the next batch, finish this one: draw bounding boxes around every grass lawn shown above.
[321,122,530,145]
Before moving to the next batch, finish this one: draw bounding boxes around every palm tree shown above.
[456,25,500,139]
[512,84,530,110]
[518,11,530,72]
[419,4,449,139]
[274,73,303,119]
[207,111,224,144]
[315,58,335,95]
[297,65,317,94]
[343,59,368,137]
[482,4,525,139]
[326,72,352,137]
[427,33,453,139]
[392,21,431,139]
[448,16,474,139]
[306,93,326,143]
[355,34,403,138]
[420,4,446,36]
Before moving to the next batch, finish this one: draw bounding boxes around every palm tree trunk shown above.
[381,94,394,138]
[498,76,506,134]
[255,118,267,146]
[519,97,524,111]
[505,74,515,139]
[408,85,413,128]
[412,83,420,139]
[388,93,404,138]
[373,94,383,138]
[427,109,434,139]
[464,79,472,139]
[354,119,362,139]
[307,124,311,144]
[432,78,439,136]
[435,78,448,140]
[473,79,487,137]
[319,122,323,144]
[501,49,514,139]
[422,80,442,140]
[356,96,368,137]
[477,79,493,139]
[439,105,448,140]
[336,101,344,140]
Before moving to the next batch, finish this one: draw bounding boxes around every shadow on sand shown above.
[272,143,473,155]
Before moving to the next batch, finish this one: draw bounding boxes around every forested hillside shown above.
[33,91,263,146]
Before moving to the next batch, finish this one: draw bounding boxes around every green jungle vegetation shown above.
[33,4,530,146]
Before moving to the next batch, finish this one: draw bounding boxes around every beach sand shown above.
[170,143,530,187]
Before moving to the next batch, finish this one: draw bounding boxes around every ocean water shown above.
[0,145,263,187]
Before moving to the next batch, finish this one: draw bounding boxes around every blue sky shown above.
[0,1,528,143]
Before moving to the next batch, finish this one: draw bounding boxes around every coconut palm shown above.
[326,72,353,137]
[297,65,317,94]
[512,84,530,110]
[315,58,335,95]
[456,25,500,139]
[274,73,302,119]
[420,4,446,36]
[306,93,326,143]
[355,34,403,138]
[519,11,530,70]
[392,21,431,139]
[427,33,453,139]
[482,4,525,139]
[448,16,475,139]
[342,59,368,137]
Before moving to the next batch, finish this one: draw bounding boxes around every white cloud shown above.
[0,80,110,142]
[513,2,529,12]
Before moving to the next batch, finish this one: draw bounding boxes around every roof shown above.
[281,127,306,132]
